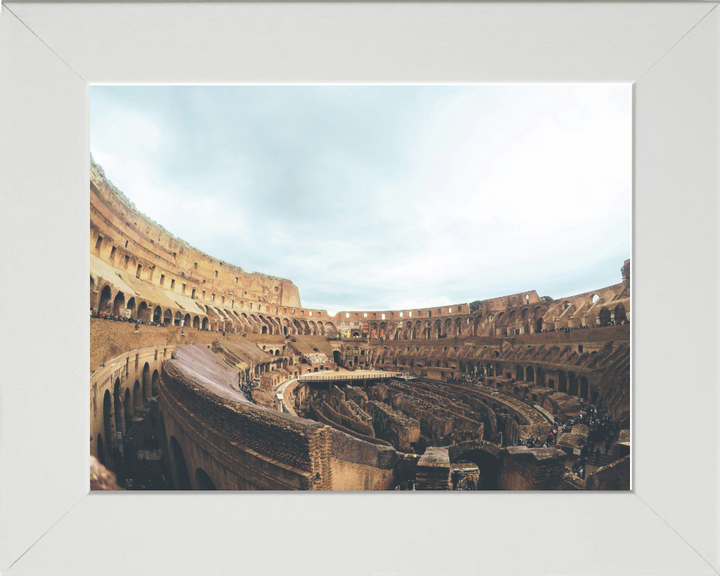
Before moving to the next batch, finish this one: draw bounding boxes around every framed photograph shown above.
[1,2,718,575]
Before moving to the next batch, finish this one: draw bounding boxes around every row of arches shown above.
[93,280,338,336]
[169,436,216,490]
[97,363,159,469]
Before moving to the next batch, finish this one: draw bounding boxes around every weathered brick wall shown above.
[91,318,292,372]
[161,361,333,489]
[365,401,420,452]
[586,455,630,490]
[498,447,567,490]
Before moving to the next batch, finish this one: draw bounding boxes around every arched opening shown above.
[568,372,578,396]
[124,388,133,431]
[580,376,589,399]
[138,301,150,321]
[133,380,142,410]
[153,306,162,324]
[102,390,114,461]
[592,294,600,304]
[98,286,112,313]
[113,379,124,437]
[558,371,567,393]
[169,436,192,490]
[193,316,200,328]
[152,370,159,396]
[261,326,268,335]
[525,366,534,383]
[126,297,136,318]
[173,311,182,326]
[537,367,545,386]
[142,363,151,404]
[97,433,105,465]
[535,318,543,333]
[452,449,499,490]
[614,303,627,323]
[164,309,172,325]
[195,468,217,490]
[184,313,191,326]
[202,317,209,330]
[598,307,611,327]
[515,365,522,380]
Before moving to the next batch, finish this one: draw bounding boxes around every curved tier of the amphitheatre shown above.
[90,157,631,491]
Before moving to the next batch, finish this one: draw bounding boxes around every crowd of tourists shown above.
[91,309,164,327]
[92,308,221,332]
[448,373,482,386]
[536,319,629,334]
[512,401,620,480]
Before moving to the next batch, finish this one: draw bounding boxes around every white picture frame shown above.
[1,2,718,575]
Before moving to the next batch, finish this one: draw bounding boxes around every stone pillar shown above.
[415,447,451,490]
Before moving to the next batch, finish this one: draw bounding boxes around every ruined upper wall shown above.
[90,158,302,310]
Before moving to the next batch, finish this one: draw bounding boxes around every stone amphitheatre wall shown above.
[160,345,399,490]
[336,324,630,422]
[90,158,339,337]
[160,358,332,490]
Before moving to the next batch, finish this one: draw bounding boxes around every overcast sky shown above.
[91,85,631,315]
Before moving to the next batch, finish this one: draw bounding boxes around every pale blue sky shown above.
[91,85,631,314]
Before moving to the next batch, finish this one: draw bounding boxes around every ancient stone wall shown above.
[365,401,420,452]
[497,447,567,490]
[160,359,333,490]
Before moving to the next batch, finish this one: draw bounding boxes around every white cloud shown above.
[91,85,631,311]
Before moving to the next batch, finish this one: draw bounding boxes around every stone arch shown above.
[112,291,126,316]
[103,390,115,457]
[152,370,159,396]
[568,372,579,396]
[133,380,142,410]
[169,436,192,490]
[580,376,589,399]
[325,322,337,337]
[598,307,611,326]
[193,316,200,328]
[113,378,124,436]
[98,285,112,313]
[174,311,182,326]
[142,363,151,403]
[558,371,567,393]
[163,309,172,325]
[126,297,136,318]
[97,433,106,465]
[195,468,217,490]
[455,317,462,337]
[138,301,150,321]
[184,313,192,326]
[124,388,133,431]
[525,366,534,383]
[153,306,162,324]
[449,442,500,489]
[202,317,209,330]
[613,303,627,323]
[535,317,543,333]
